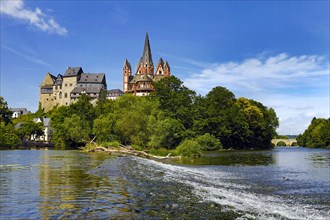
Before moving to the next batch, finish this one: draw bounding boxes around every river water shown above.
[0,147,329,219]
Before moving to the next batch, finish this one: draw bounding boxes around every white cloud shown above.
[182,53,329,135]
[0,0,67,35]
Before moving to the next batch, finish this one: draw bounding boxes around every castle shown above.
[39,33,170,112]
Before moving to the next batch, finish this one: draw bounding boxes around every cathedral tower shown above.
[136,32,154,77]
[123,59,132,93]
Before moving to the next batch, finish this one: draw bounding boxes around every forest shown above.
[1,76,281,155]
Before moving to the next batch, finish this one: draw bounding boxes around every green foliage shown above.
[148,117,185,149]
[16,120,44,140]
[275,135,289,139]
[0,122,21,148]
[45,76,279,151]
[0,96,12,125]
[175,139,202,157]
[196,133,222,151]
[297,117,330,148]
[148,148,179,156]
[152,76,196,128]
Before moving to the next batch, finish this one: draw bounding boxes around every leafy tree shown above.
[64,114,91,145]
[148,117,185,149]
[17,120,44,141]
[297,117,330,148]
[0,122,21,148]
[175,139,202,157]
[196,133,222,151]
[93,114,116,142]
[152,76,196,128]
[0,96,12,125]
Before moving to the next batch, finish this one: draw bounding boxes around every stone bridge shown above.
[271,139,297,146]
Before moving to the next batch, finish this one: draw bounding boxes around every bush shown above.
[99,141,120,148]
[149,148,179,156]
[175,139,202,157]
[196,133,222,151]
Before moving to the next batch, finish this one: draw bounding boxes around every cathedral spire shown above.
[141,32,153,67]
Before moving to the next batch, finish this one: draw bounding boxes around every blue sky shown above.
[1,0,329,135]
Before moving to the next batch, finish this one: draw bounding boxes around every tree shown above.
[93,114,116,142]
[0,96,12,125]
[152,76,196,129]
[0,122,21,148]
[148,117,185,149]
[17,120,44,141]
[297,118,330,148]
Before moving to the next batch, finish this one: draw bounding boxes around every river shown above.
[0,147,329,219]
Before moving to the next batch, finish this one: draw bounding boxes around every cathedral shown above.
[123,32,171,95]
[39,33,170,112]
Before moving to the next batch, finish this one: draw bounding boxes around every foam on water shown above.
[131,157,330,220]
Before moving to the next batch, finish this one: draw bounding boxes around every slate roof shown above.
[71,87,102,94]
[10,108,30,114]
[108,89,123,94]
[54,74,63,85]
[64,67,83,77]
[78,73,105,84]
[124,59,132,70]
[130,73,152,83]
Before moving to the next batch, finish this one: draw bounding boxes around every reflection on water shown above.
[1,147,329,219]
[172,150,276,165]
[0,151,139,219]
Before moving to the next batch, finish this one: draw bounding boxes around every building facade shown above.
[39,67,116,112]
[123,33,171,96]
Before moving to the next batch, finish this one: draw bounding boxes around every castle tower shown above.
[136,32,154,76]
[123,59,132,92]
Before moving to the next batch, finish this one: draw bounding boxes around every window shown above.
[60,85,62,89]
[64,93,67,98]
[59,92,62,99]
[65,84,67,87]
[70,83,72,86]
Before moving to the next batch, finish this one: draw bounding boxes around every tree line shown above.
[1,76,281,155]
[297,117,330,148]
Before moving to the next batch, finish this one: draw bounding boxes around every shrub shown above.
[175,139,202,157]
[196,133,223,151]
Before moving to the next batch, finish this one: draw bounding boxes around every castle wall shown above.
[61,76,77,106]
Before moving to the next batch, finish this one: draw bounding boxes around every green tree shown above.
[196,133,222,151]
[17,120,44,141]
[64,114,91,144]
[93,114,116,142]
[152,76,196,129]
[0,96,12,125]
[0,122,21,148]
[148,117,185,149]
[297,118,330,148]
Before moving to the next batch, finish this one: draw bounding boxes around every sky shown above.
[0,0,329,135]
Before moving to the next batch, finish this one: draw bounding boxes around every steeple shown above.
[141,32,153,67]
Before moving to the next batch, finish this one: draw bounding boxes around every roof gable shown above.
[64,67,83,77]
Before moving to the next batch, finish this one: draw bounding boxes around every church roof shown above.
[157,58,164,68]
[140,32,153,67]
[123,59,131,70]
[130,73,153,83]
